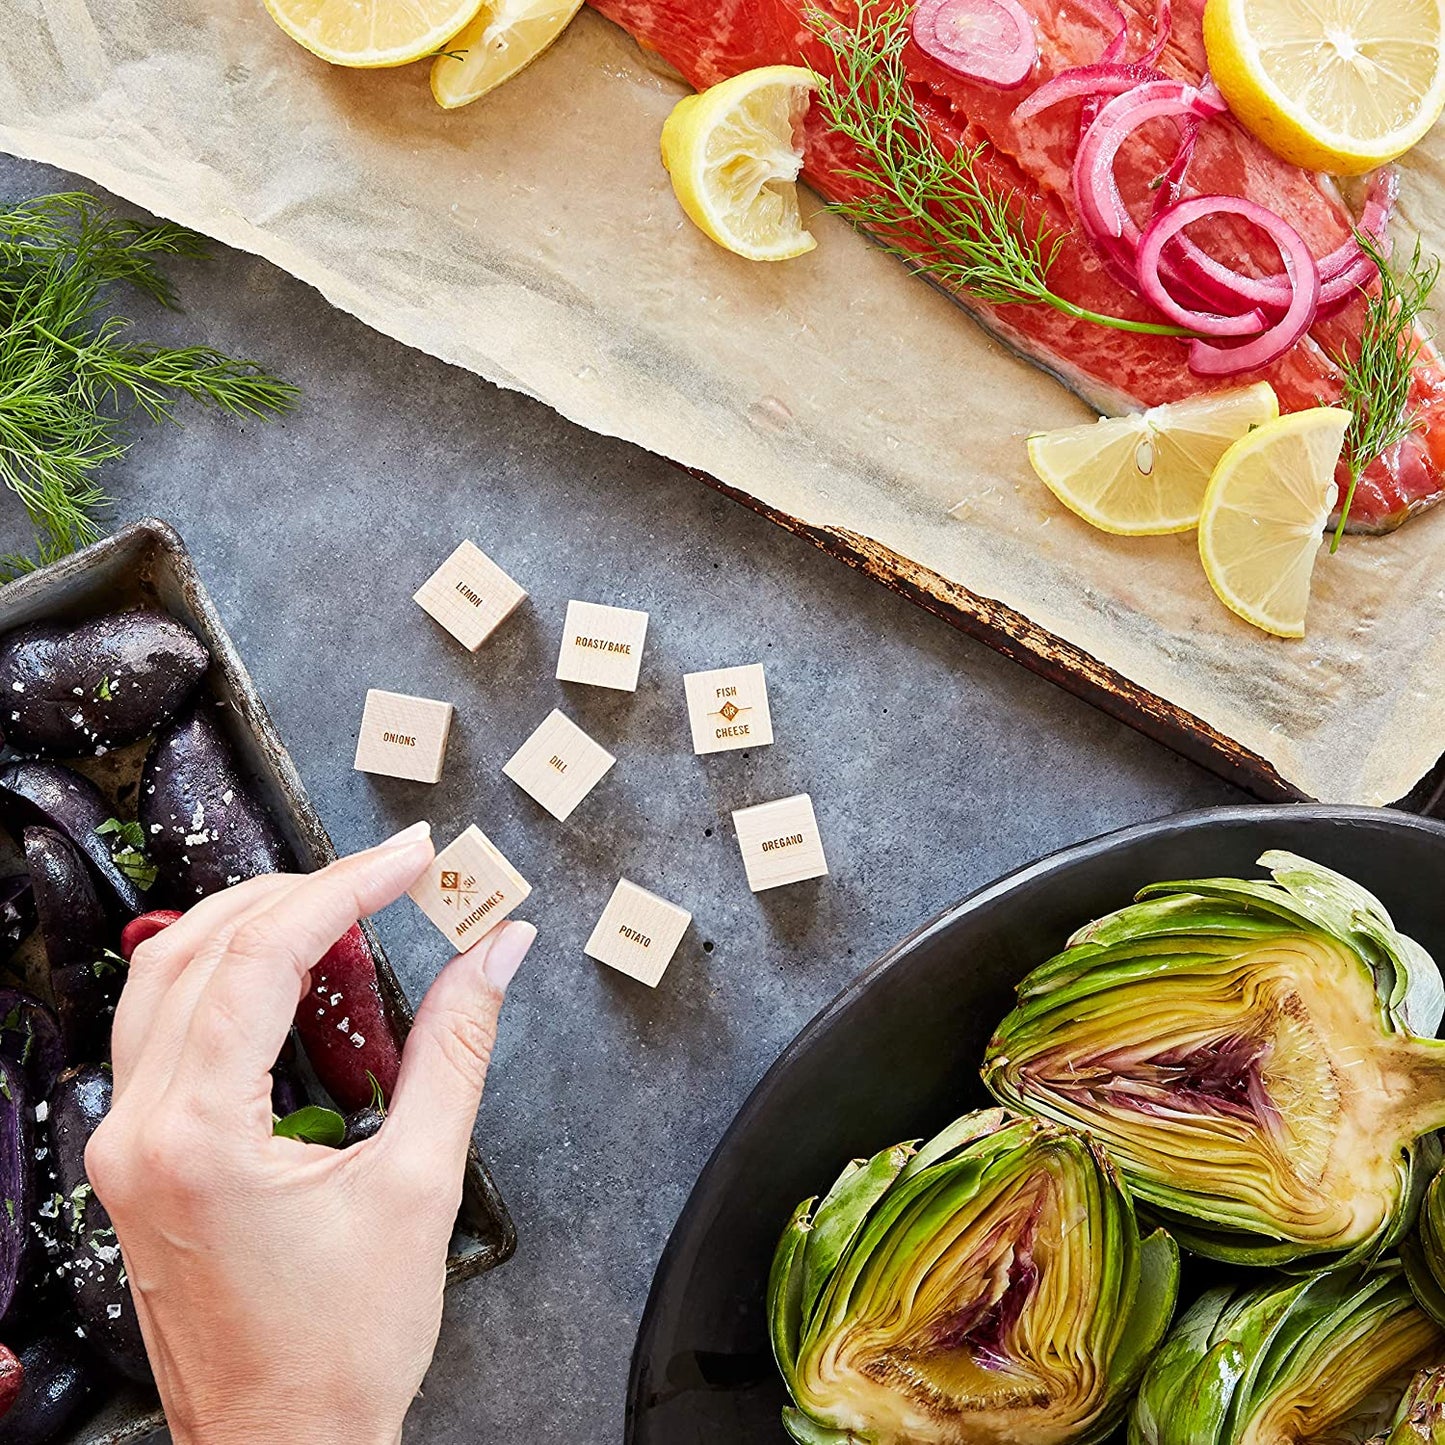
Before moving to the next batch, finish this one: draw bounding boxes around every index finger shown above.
[170,822,434,1116]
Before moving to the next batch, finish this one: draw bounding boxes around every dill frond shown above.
[804,2,1193,338]
[0,192,298,577]
[1330,235,1438,550]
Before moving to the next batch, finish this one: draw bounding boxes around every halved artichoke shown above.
[768,1107,1179,1445]
[1371,1367,1445,1444]
[1131,1265,1442,1445]
[984,851,1445,1265]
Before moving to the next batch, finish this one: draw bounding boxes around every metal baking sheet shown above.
[0,518,515,1445]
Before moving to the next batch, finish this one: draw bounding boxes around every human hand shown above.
[85,823,536,1445]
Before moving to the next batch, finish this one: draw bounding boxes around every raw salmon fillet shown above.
[587,0,1445,532]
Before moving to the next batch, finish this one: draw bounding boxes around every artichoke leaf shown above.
[769,1198,814,1395]
[986,852,1445,1265]
[801,1144,913,1323]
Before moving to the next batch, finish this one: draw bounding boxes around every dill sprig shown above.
[804,3,1192,338]
[0,192,298,577]
[1331,234,1439,551]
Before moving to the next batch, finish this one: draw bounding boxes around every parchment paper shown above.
[3,0,1444,804]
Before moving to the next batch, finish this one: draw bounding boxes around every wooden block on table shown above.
[555,600,649,691]
[683,663,773,755]
[413,540,526,651]
[732,793,828,892]
[408,824,531,951]
[502,708,616,821]
[584,878,692,988]
[353,689,454,784]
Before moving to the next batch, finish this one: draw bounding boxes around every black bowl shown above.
[625,803,1445,1444]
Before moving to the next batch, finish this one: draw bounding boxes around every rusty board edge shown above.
[682,466,1311,802]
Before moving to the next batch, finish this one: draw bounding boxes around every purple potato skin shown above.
[23,832,121,1066]
[139,707,293,905]
[46,1068,150,1385]
[0,993,63,1107]
[0,1058,32,1330]
[0,1332,97,1444]
[342,1107,385,1149]
[0,610,208,757]
[0,764,144,917]
[0,882,34,965]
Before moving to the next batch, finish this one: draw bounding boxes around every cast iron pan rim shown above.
[624,801,1445,1435]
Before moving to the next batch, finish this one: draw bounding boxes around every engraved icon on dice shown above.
[717,700,742,722]
[440,870,477,910]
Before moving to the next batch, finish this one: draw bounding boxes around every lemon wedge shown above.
[1204,0,1445,173]
[1027,383,1279,535]
[262,0,486,66]
[660,66,818,261]
[431,0,584,108]
[1198,407,1350,637]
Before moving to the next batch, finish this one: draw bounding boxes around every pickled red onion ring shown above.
[912,0,1039,88]
[1138,196,1321,374]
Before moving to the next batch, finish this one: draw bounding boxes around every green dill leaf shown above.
[1331,234,1439,551]
[0,192,297,574]
[802,3,1193,339]
[273,1106,346,1147]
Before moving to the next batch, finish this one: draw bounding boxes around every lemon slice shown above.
[263,0,486,66]
[431,0,583,108]
[1204,0,1445,173]
[1199,408,1350,637]
[660,66,818,262]
[1027,383,1279,535]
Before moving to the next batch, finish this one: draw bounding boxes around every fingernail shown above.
[379,820,431,851]
[483,921,536,992]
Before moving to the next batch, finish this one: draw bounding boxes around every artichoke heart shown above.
[985,851,1445,1265]
[769,1108,1179,1445]
[1131,1265,1443,1445]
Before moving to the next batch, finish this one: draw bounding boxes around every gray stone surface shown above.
[0,156,1245,1442]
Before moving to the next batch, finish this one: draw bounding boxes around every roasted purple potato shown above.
[0,1332,96,1445]
[0,993,63,1108]
[46,1068,149,1385]
[0,765,144,917]
[0,610,208,757]
[0,1059,32,1329]
[24,830,121,1065]
[140,706,292,904]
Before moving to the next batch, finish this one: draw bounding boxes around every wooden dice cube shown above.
[683,663,773,755]
[555,600,649,691]
[502,709,616,821]
[408,825,531,950]
[353,689,454,784]
[413,540,526,652]
[584,878,692,987]
[732,793,829,892]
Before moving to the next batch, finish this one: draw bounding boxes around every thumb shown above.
[382,920,535,1176]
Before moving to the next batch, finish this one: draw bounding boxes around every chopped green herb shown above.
[96,817,157,891]
[97,674,112,700]
[3,1199,13,1224]
[93,948,127,979]
[272,1106,346,1147]
[366,1069,388,1117]
[0,192,298,576]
